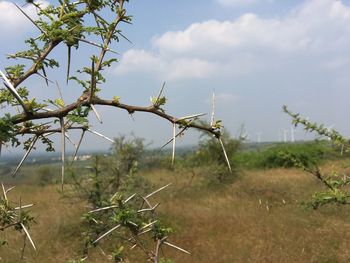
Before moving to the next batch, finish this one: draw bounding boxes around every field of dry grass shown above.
[1,160,350,262]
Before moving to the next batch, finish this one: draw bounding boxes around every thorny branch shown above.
[88,184,189,263]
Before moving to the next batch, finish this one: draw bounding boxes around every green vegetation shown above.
[2,150,350,262]
[235,141,332,169]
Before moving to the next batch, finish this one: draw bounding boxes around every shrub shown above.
[262,142,328,168]
[186,129,241,185]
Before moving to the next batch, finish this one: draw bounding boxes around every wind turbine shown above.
[278,130,282,142]
[290,126,295,143]
[283,129,288,143]
[256,132,262,143]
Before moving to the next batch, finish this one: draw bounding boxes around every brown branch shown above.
[306,167,334,190]
[11,97,220,137]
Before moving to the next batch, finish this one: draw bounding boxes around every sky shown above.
[1,0,350,153]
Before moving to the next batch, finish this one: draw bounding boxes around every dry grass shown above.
[1,161,350,262]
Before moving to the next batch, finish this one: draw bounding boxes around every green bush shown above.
[235,141,330,169]
[184,129,241,185]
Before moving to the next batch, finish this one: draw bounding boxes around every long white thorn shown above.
[90,104,103,123]
[20,223,36,251]
[71,130,85,164]
[161,119,196,149]
[1,183,7,201]
[90,204,119,213]
[14,204,34,210]
[146,183,172,199]
[76,38,118,54]
[123,193,137,204]
[219,138,232,173]
[177,113,206,121]
[93,224,121,244]
[87,128,114,143]
[0,70,26,112]
[163,241,191,255]
[138,203,160,213]
[5,186,16,195]
[155,82,166,105]
[89,205,119,213]
[55,81,63,101]
[36,71,54,84]
[172,123,176,166]
[60,118,66,190]
[65,133,77,148]
[12,136,38,177]
[14,3,45,34]
[140,220,157,231]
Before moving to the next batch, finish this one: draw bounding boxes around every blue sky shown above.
[1,0,350,153]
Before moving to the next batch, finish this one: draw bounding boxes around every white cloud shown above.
[0,1,48,34]
[115,49,164,75]
[115,0,350,81]
[216,0,258,7]
[211,92,240,106]
[216,0,275,7]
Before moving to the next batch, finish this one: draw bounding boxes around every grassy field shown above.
[1,159,350,262]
